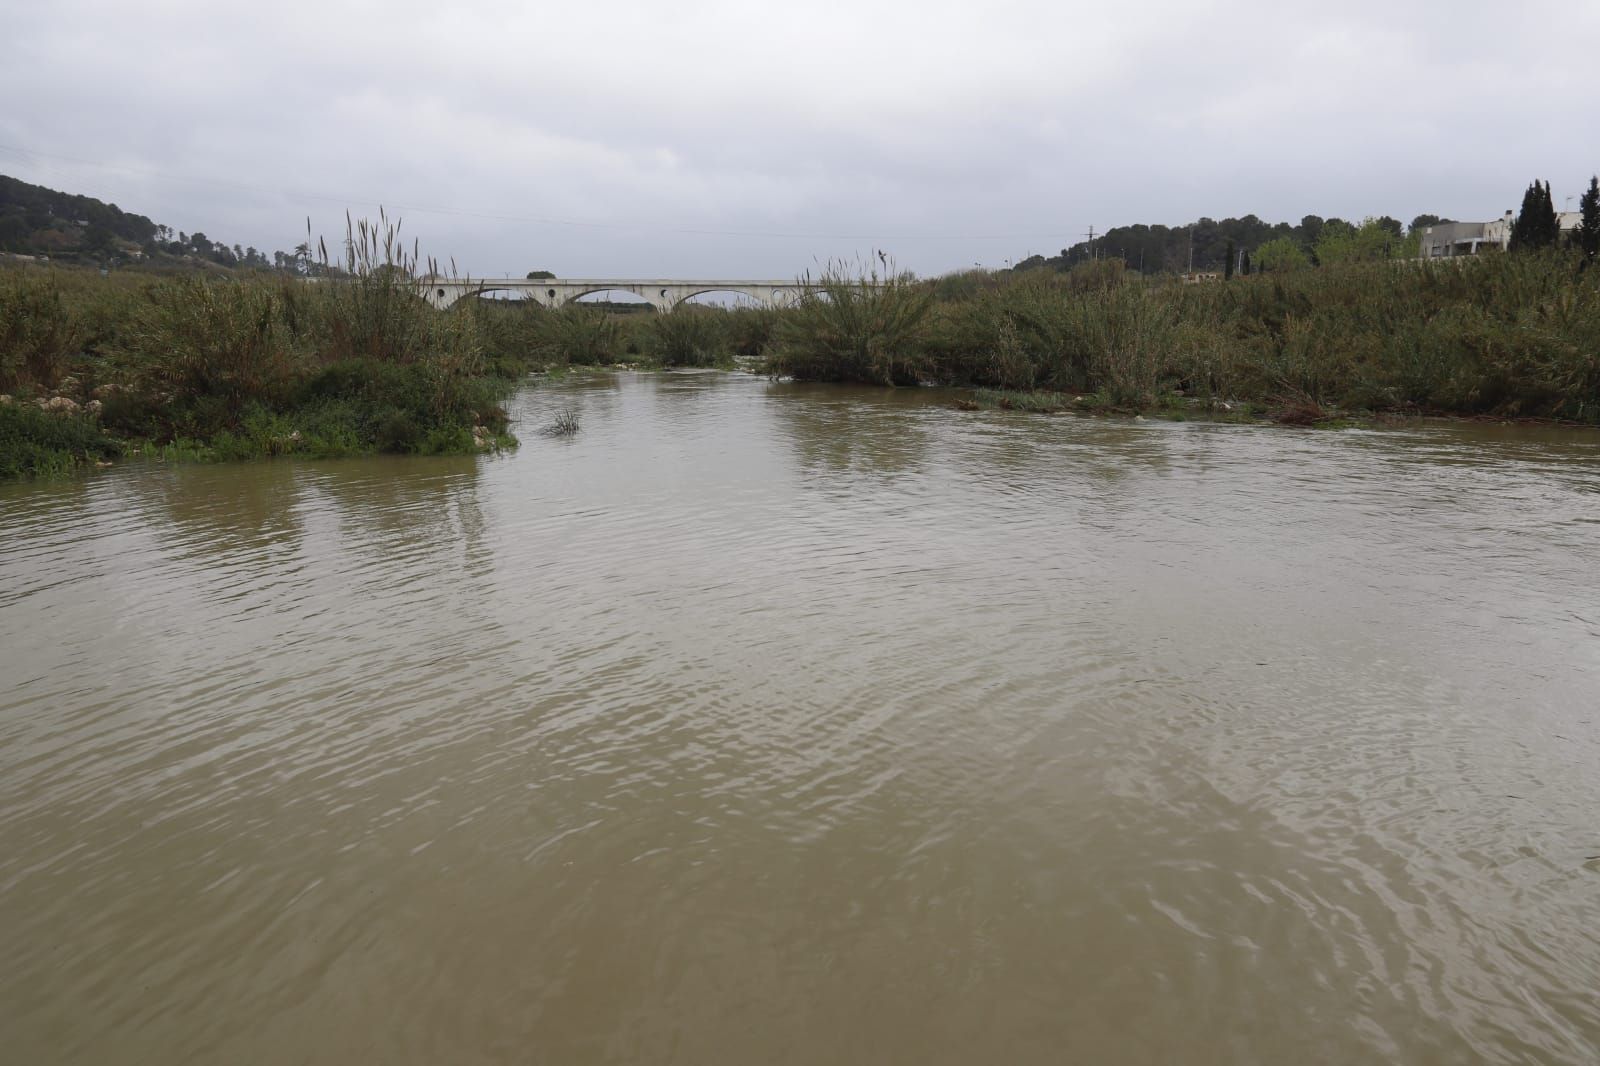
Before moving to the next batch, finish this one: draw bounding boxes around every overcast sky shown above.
[3,0,1597,279]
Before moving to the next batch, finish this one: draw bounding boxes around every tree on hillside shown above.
[1409,213,1454,233]
[84,221,117,255]
[1510,180,1559,251]
[1577,176,1600,262]
[0,213,27,250]
[1314,218,1410,264]
[1033,211,1434,276]
[1254,237,1310,272]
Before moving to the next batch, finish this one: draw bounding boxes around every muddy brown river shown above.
[3,371,1599,1064]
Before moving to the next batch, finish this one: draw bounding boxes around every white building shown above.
[1419,210,1583,258]
[1418,212,1513,258]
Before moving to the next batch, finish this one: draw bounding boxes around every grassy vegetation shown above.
[527,304,621,366]
[1,215,520,480]
[7,232,1596,482]
[646,306,733,367]
[0,401,123,480]
[544,407,581,436]
[770,252,1600,424]
[476,297,751,369]
[0,269,81,393]
[769,264,935,385]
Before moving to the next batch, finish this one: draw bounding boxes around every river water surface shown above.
[3,371,1599,1064]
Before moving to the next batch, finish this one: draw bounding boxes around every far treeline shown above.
[1029,176,1600,275]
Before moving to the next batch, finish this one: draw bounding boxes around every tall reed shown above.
[648,307,727,367]
[529,304,620,365]
[769,260,934,385]
[0,270,81,392]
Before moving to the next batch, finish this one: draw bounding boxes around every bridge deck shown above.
[422,277,823,310]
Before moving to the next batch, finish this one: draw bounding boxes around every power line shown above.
[0,143,1084,244]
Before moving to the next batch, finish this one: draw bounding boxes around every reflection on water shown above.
[3,371,1599,1065]
[765,382,937,477]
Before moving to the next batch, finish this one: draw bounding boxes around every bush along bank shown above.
[475,300,745,371]
[1,218,520,480]
[767,252,1600,426]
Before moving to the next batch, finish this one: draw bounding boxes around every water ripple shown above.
[3,373,1599,1064]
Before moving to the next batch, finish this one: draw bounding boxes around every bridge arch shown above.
[671,287,790,311]
[566,286,662,312]
[440,284,553,310]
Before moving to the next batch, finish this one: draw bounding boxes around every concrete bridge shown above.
[423,277,820,312]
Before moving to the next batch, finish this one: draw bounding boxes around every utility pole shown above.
[1188,226,1195,272]
[1085,225,1096,261]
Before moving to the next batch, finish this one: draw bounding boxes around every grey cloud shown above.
[4,0,1596,277]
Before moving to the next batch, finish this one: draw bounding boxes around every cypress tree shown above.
[1224,238,1236,280]
[1510,179,1560,252]
[1510,182,1538,250]
[1540,181,1560,247]
[1241,249,1252,276]
[1578,175,1600,261]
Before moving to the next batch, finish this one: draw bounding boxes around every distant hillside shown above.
[0,173,292,270]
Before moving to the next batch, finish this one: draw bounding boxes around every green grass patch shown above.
[969,389,1071,412]
[0,402,123,479]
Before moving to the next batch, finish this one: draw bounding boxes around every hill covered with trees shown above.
[0,174,299,271]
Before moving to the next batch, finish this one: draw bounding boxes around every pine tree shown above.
[1577,176,1599,261]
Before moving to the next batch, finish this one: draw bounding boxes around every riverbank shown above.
[6,243,1597,481]
[766,252,1600,425]
[955,387,1600,430]
[1,220,527,480]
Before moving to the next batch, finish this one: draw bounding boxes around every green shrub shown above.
[725,307,777,357]
[531,305,619,365]
[0,402,122,479]
[647,308,727,367]
[474,298,545,377]
[120,275,303,435]
[614,313,653,358]
[296,359,509,454]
